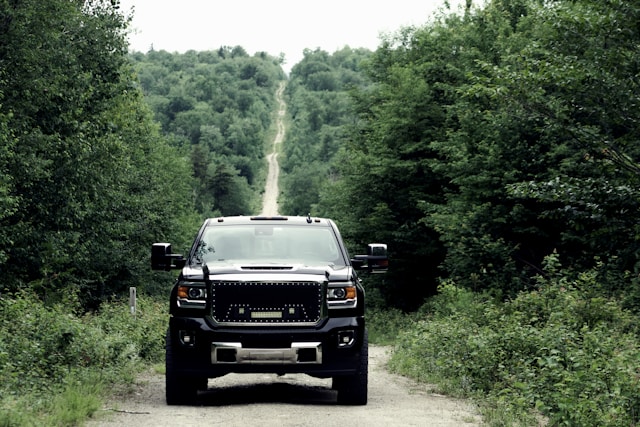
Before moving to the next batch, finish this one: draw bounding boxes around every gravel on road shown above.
[86,345,481,427]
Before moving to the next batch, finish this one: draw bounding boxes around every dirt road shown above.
[259,81,286,216]
[87,346,480,426]
[86,84,482,426]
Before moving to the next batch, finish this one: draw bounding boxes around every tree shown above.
[281,47,372,217]
[0,99,16,266]
[321,0,640,305]
[0,0,198,306]
[130,48,285,217]
[500,0,640,292]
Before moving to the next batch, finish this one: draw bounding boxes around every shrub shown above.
[367,307,415,346]
[0,290,167,425]
[389,254,640,426]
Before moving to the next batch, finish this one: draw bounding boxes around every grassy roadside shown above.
[376,255,640,427]
[0,291,167,426]
[5,252,639,427]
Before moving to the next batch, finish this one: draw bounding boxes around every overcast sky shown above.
[118,0,465,72]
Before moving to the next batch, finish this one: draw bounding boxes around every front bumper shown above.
[168,315,365,379]
[211,341,323,364]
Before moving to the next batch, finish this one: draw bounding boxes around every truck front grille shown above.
[211,281,324,325]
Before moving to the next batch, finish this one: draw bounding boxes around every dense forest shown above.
[0,1,285,305]
[9,0,637,316]
[0,0,201,306]
[284,0,640,313]
[279,46,373,216]
[2,0,640,425]
[130,48,285,217]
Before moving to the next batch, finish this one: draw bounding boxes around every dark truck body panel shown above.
[167,315,365,378]
[152,215,386,405]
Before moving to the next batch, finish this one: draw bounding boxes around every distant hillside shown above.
[130,47,286,216]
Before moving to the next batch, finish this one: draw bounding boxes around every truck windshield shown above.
[193,225,346,267]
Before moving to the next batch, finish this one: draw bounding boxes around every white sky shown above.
[118,0,465,73]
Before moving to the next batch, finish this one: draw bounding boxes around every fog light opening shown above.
[216,348,237,363]
[179,330,196,346]
[297,347,317,363]
[337,330,355,348]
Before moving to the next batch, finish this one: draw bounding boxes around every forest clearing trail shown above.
[260,81,286,216]
[85,81,482,427]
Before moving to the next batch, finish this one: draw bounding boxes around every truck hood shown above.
[181,262,353,282]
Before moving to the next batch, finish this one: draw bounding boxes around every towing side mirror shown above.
[151,243,186,271]
[351,243,388,273]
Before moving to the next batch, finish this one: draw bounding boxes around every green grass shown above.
[367,307,416,346]
[45,379,104,427]
[387,260,640,427]
[0,291,166,426]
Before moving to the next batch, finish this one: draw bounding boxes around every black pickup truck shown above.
[151,215,388,405]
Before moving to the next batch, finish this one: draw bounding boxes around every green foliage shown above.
[131,49,286,217]
[0,0,200,305]
[317,0,640,305]
[280,47,373,216]
[0,106,16,267]
[44,381,103,427]
[390,254,640,426]
[366,307,415,346]
[318,29,457,308]
[282,46,448,308]
[0,291,167,425]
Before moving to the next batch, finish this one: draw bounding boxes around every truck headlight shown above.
[177,283,207,308]
[187,287,206,299]
[328,286,356,300]
[330,288,346,299]
[327,285,357,309]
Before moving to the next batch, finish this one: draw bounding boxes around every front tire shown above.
[165,330,200,405]
[333,329,368,405]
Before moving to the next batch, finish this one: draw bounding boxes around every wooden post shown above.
[129,287,137,319]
